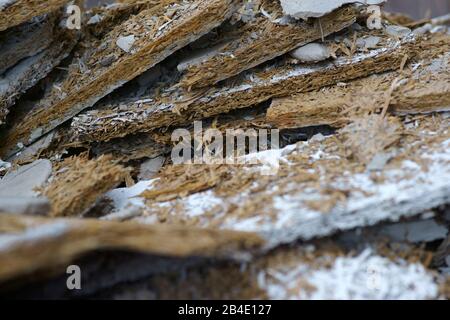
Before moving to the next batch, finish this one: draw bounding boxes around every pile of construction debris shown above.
[0,0,449,299]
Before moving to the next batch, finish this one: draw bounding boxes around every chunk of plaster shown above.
[280,0,385,20]
[290,43,332,62]
[116,35,135,53]
[0,159,52,197]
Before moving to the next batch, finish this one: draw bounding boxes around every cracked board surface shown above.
[178,3,358,89]
[0,0,240,156]
[0,0,68,32]
[70,32,418,144]
[99,115,450,249]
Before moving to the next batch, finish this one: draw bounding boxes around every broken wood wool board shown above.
[5,106,266,168]
[0,20,78,126]
[0,213,263,285]
[89,133,170,164]
[0,0,68,32]
[83,0,160,38]
[147,104,271,147]
[0,0,240,156]
[6,127,170,174]
[113,115,450,249]
[178,3,359,89]
[267,35,450,129]
[71,33,419,144]
[42,155,127,217]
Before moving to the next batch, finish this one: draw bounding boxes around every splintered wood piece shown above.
[43,155,128,217]
[391,53,450,115]
[84,0,159,38]
[179,3,358,89]
[0,0,67,32]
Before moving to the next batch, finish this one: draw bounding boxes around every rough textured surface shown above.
[0,0,67,32]
[71,32,417,144]
[90,134,170,163]
[0,2,448,300]
[262,249,439,300]
[42,155,127,217]
[179,4,358,88]
[267,36,450,129]
[0,0,240,155]
[119,115,450,249]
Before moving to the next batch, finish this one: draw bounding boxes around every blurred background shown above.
[385,0,449,19]
[85,0,450,19]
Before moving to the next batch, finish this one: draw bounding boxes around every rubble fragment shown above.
[139,156,166,180]
[0,197,50,216]
[0,15,55,75]
[0,159,52,198]
[116,34,135,53]
[101,243,442,300]
[71,32,417,144]
[290,42,334,62]
[42,155,127,217]
[0,159,52,215]
[267,36,450,129]
[280,0,385,20]
[0,0,448,300]
[0,0,67,32]
[178,4,358,88]
[385,24,412,38]
[0,0,240,155]
[128,116,450,248]
[0,159,10,175]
